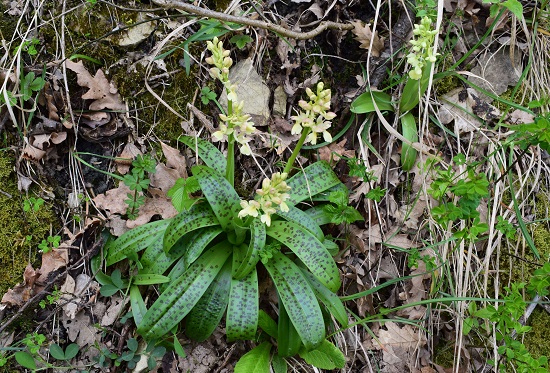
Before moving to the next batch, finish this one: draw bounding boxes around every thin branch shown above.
[152,0,354,39]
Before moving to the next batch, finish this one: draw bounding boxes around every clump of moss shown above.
[523,309,550,359]
[0,152,59,296]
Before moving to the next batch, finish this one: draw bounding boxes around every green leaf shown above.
[193,165,241,232]
[167,177,200,212]
[258,310,278,339]
[132,274,170,285]
[400,112,418,171]
[303,205,334,226]
[163,202,220,252]
[100,284,120,297]
[173,335,187,358]
[186,257,231,341]
[299,340,346,369]
[271,354,288,373]
[183,226,224,267]
[287,162,342,204]
[49,343,66,360]
[234,341,271,373]
[232,217,265,279]
[137,242,232,339]
[107,219,171,265]
[130,285,147,326]
[400,61,433,112]
[275,205,324,241]
[230,34,253,49]
[64,343,79,360]
[299,268,348,328]
[127,338,139,352]
[227,268,259,341]
[15,352,36,369]
[277,302,302,357]
[350,90,394,113]
[267,221,341,292]
[502,0,523,18]
[264,251,325,350]
[178,135,227,175]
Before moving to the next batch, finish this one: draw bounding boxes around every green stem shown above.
[283,128,310,175]
[225,99,235,186]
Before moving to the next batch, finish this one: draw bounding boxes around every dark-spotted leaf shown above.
[299,268,348,328]
[276,205,324,241]
[186,258,232,341]
[132,274,170,285]
[107,219,171,265]
[193,165,241,232]
[267,221,341,292]
[178,135,227,175]
[264,251,325,350]
[227,268,258,341]
[234,341,271,373]
[232,217,265,279]
[286,161,341,204]
[137,242,232,339]
[163,202,219,252]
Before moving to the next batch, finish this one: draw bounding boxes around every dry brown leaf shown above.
[351,20,385,57]
[116,143,142,175]
[126,193,178,229]
[1,249,68,307]
[318,139,355,164]
[160,142,187,179]
[93,182,131,216]
[373,322,427,372]
[21,143,46,161]
[150,164,181,194]
[65,60,126,113]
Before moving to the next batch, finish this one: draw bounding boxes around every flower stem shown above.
[284,128,310,175]
[225,99,235,185]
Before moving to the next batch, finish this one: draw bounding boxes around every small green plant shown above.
[38,235,61,253]
[49,343,80,362]
[115,338,166,370]
[39,287,61,309]
[98,37,353,371]
[351,16,440,171]
[15,38,40,56]
[23,196,44,212]
[20,71,46,102]
[464,264,550,372]
[123,154,156,220]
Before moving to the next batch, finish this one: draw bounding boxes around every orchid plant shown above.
[96,37,358,371]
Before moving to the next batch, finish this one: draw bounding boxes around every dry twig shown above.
[152,0,354,39]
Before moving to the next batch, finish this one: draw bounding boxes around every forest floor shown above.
[1,0,550,372]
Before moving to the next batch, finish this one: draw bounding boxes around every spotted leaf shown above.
[287,161,342,204]
[107,219,171,266]
[267,221,341,292]
[178,135,227,175]
[227,268,259,341]
[163,202,219,253]
[137,242,232,340]
[232,217,265,279]
[193,165,241,232]
[264,251,325,350]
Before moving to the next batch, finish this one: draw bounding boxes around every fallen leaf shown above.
[160,142,187,179]
[351,20,385,57]
[93,182,131,216]
[318,139,355,164]
[1,249,68,307]
[373,322,427,372]
[66,60,126,113]
[125,193,178,229]
[116,143,142,175]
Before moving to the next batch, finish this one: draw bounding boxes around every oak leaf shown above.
[351,20,385,57]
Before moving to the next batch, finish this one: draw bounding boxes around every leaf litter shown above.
[1,0,547,371]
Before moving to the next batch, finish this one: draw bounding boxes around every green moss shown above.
[433,339,455,368]
[523,309,550,359]
[0,152,59,296]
